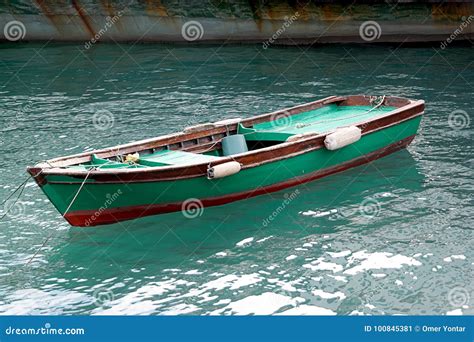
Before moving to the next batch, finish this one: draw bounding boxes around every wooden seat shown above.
[138,150,221,166]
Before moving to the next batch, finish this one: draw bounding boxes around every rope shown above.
[61,159,118,216]
[62,167,95,217]
[0,168,45,222]
[25,232,54,266]
[0,178,29,221]
[24,164,106,266]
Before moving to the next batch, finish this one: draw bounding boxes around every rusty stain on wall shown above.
[1,1,473,43]
[145,0,169,17]
[432,2,471,20]
[71,0,96,38]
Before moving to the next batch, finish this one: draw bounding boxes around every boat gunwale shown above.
[39,109,424,185]
[27,95,423,181]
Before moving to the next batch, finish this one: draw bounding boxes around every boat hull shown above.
[36,115,422,227]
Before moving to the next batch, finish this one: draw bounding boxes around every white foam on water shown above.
[286,255,298,261]
[215,252,227,257]
[443,255,466,262]
[303,257,343,273]
[372,273,387,278]
[198,273,262,292]
[268,278,301,292]
[256,236,273,243]
[173,273,263,306]
[381,192,394,197]
[94,279,192,315]
[213,292,304,315]
[327,275,348,283]
[344,251,422,275]
[184,269,203,275]
[349,310,365,315]
[98,300,158,315]
[395,280,403,286]
[276,305,336,315]
[327,250,351,258]
[0,289,87,315]
[163,268,181,273]
[160,303,200,315]
[314,210,337,217]
[214,299,231,306]
[446,309,463,315]
[312,289,346,300]
[236,237,254,247]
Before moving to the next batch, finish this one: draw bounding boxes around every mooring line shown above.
[25,232,54,266]
[62,167,95,217]
[24,167,96,267]
[0,177,29,221]
[0,166,46,222]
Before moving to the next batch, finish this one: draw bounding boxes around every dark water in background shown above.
[0,43,472,315]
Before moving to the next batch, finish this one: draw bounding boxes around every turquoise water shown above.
[0,44,472,315]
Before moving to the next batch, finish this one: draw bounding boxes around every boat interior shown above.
[56,97,402,171]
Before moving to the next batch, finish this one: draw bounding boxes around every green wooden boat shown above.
[27,95,424,227]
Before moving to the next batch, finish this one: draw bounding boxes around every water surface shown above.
[0,43,472,315]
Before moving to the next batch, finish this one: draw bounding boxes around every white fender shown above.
[207,161,241,179]
[324,126,361,150]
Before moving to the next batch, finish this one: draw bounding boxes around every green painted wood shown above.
[139,150,221,166]
[39,115,422,215]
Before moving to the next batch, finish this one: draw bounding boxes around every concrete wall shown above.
[0,1,473,44]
